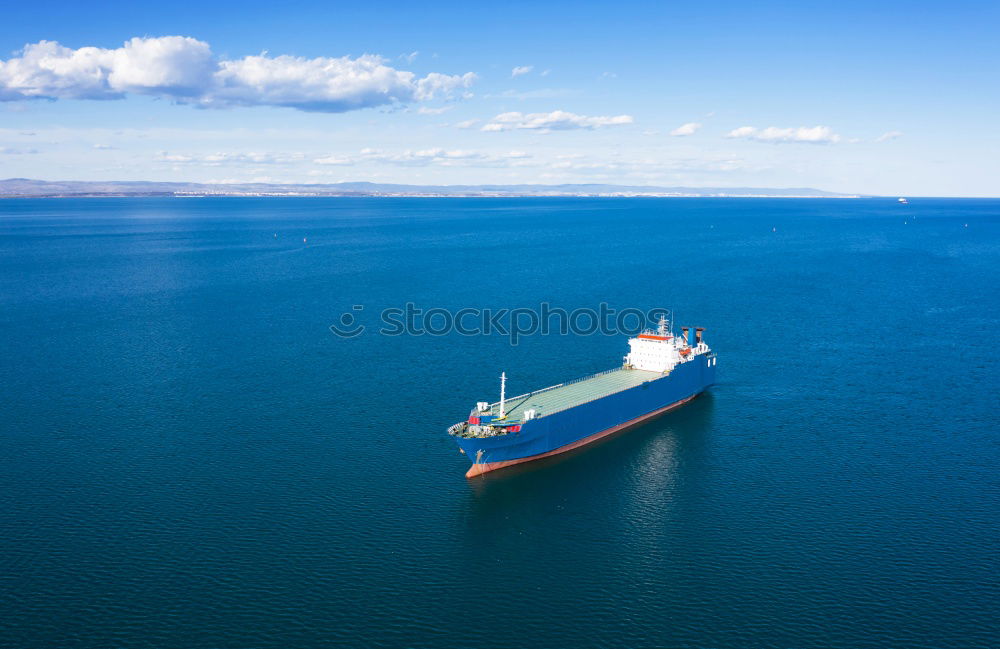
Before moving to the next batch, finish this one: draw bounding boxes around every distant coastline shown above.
[0,178,864,199]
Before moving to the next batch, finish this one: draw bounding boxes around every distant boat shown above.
[898,197,908,204]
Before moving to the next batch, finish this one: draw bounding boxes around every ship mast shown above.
[499,371,507,418]
[657,312,670,336]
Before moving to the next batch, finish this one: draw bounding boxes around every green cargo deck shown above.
[491,367,664,421]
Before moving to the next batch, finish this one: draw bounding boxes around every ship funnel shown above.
[695,327,705,345]
[681,326,689,344]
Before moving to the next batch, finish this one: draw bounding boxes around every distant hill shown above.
[0,178,862,198]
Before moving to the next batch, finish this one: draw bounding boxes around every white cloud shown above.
[494,87,575,100]
[670,122,702,136]
[876,130,903,142]
[0,37,215,101]
[401,51,419,64]
[727,126,757,139]
[414,72,476,101]
[481,110,634,132]
[396,148,484,161]
[0,146,38,154]
[314,155,353,165]
[454,119,479,129]
[156,151,305,165]
[359,148,530,166]
[0,37,476,113]
[417,105,454,115]
[726,125,841,144]
[546,155,748,175]
[511,65,533,78]
[312,148,534,168]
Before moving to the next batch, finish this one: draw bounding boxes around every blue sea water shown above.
[1,197,998,648]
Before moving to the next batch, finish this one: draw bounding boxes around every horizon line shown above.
[1,178,996,199]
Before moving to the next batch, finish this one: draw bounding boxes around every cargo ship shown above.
[448,317,717,477]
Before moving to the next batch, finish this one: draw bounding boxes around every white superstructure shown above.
[623,317,710,373]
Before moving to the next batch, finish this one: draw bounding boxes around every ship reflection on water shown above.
[453,394,717,604]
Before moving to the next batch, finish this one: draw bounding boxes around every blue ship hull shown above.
[453,353,716,477]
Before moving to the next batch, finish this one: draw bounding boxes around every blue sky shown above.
[1,0,997,195]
